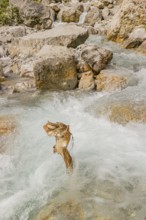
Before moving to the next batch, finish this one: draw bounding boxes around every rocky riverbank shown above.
[1,2,146,219]
[1,0,146,96]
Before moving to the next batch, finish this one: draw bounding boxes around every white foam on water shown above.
[0,89,146,219]
[1,36,146,219]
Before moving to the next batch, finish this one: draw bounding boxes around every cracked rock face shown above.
[76,44,113,74]
[107,0,146,42]
[33,45,77,90]
[8,24,89,58]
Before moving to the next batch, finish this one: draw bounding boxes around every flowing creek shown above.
[1,36,146,220]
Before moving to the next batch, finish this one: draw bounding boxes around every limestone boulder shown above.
[10,0,55,29]
[95,68,138,92]
[0,26,27,43]
[33,45,77,90]
[78,71,95,91]
[8,24,89,58]
[58,4,83,23]
[84,7,102,26]
[107,0,146,42]
[123,26,146,49]
[20,2,55,29]
[76,45,113,74]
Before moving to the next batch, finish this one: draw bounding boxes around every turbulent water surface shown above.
[1,36,146,220]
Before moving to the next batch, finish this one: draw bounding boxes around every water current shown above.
[1,36,146,220]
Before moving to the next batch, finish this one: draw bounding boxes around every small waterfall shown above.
[79,11,87,24]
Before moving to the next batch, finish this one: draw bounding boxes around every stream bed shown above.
[0,36,146,220]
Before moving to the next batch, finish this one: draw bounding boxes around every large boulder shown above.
[20,2,55,29]
[76,44,113,74]
[33,45,77,90]
[107,0,146,42]
[8,24,89,58]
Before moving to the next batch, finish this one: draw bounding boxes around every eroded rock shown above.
[34,199,84,220]
[76,45,113,74]
[33,45,77,90]
[78,71,95,90]
[58,4,83,22]
[0,115,16,135]
[92,88,146,124]
[95,68,137,92]
[107,0,146,42]
[8,24,89,58]
[123,26,146,49]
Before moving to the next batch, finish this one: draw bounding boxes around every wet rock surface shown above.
[91,87,146,124]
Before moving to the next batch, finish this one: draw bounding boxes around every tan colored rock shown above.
[93,89,146,124]
[123,26,146,49]
[0,115,16,135]
[137,40,146,54]
[85,7,102,26]
[109,103,146,124]
[13,79,36,93]
[33,45,77,90]
[8,24,89,58]
[58,4,83,23]
[91,0,104,9]
[34,200,84,220]
[107,0,146,42]
[78,71,95,90]
[95,69,127,92]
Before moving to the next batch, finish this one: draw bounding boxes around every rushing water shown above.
[1,36,146,220]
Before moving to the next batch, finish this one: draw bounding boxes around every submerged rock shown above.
[0,115,16,135]
[95,68,138,92]
[8,24,89,58]
[33,45,77,90]
[34,199,84,220]
[91,88,146,124]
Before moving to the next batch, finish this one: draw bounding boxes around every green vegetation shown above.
[33,0,42,2]
[0,0,22,25]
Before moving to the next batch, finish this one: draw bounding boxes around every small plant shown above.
[0,0,22,25]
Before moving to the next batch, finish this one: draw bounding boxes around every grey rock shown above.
[8,24,89,58]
